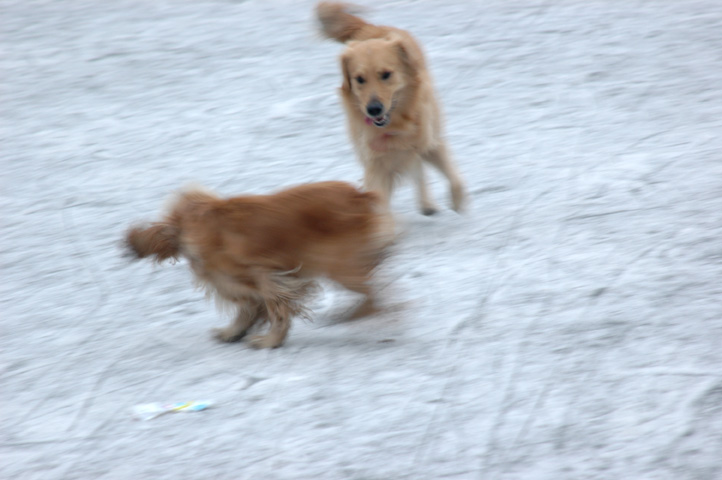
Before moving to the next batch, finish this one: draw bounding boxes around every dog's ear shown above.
[340,51,353,91]
[393,38,423,76]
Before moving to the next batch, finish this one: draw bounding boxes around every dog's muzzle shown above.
[365,100,390,128]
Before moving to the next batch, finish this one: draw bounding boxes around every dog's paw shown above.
[247,335,283,349]
[212,327,246,343]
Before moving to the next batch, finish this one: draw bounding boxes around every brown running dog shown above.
[125,181,394,349]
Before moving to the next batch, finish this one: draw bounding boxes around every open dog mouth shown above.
[364,98,396,128]
[365,113,390,128]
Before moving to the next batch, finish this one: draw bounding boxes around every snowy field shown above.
[3,1,722,478]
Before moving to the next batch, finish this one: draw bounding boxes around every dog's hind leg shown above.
[247,299,292,349]
[213,298,265,342]
[247,272,313,349]
[421,143,467,212]
[242,271,292,348]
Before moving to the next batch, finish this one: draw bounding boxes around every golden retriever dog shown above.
[317,2,467,215]
[125,181,394,349]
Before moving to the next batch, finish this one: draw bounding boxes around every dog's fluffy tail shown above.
[126,223,180,262]
[125,187,218,263]
[316,2,387,43]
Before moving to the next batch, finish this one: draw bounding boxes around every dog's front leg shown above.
[363,166,395,208]
[410,159,438,215]
[421,143,467,212]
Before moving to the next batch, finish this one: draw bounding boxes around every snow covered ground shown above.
[3,1,722,478]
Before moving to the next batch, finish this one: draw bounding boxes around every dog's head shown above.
[340,36,420,128]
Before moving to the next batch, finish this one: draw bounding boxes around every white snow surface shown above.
[3,1,722,479]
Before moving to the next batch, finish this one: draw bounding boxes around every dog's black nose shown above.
[366,100,383,117]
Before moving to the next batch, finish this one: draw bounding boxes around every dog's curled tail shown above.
[125,186,217,263]
[316,2,385,43]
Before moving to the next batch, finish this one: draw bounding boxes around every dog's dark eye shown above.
[380,71,392,80]
[355,76,365,84]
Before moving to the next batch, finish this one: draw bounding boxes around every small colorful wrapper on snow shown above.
[132,401,214,420]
